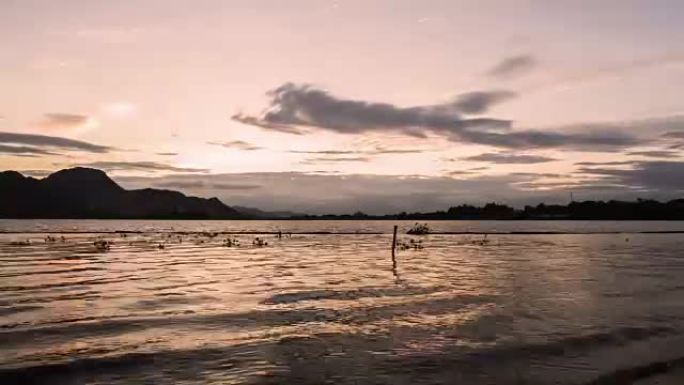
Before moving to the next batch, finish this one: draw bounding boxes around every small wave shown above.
[261,285,451,305]
[586,355,684,384]
[0,305,43,317]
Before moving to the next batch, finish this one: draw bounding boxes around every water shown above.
[1,220,684,384]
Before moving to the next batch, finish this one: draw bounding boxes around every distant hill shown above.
[231,205,306,219]
[293,200,684,220]
[0,168,246,219]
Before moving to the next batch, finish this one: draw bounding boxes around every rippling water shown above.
[1,220,684,384]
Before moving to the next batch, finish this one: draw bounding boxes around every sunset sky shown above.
[1,0,683,213]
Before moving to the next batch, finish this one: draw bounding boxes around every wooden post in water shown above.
[391,225,398,278]
[391,225,398,259]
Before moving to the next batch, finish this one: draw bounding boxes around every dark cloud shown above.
[515,181,629,191]
[0,144,58,156]
[663,131,684,139]
[301,156,371,165]
[370,147,424,154]
[445,170,476,177]
[454,129,641,151]
[628,150,681,158]
[208,140,263,151]
[577,161,684,192]
[510,172,563,178]
[75,161,208,173]
[234,83,642,151]
[446,91,516,114]
[462,152,557,164]
[156,152,178,156]
[0,131,111,153]
[575,160,637,166]
[232,83,513,137]
[232,114,305,135]
[487,55,536,78]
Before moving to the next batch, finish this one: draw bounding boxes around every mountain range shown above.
[2,167,683,220]
[0,168,250,219]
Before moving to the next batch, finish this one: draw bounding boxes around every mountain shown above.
[0,168,245,219]
[231,205,306,219]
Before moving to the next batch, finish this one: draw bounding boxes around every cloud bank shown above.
[233,83,643,152]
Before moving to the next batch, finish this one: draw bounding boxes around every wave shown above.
[587,356,684,384]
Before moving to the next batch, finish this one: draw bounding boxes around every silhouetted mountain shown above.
[232,205,306,219]
[0,168,245,219]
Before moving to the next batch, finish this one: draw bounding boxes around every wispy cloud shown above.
[487,54,537,78]
[74,161,208,173]
[300,156,371,165]
[462,152,557,164]
[211,183,263,190]
[0,144,58,156]
[628,150,681,159]
[0,131,111,153]
[289,145,424,156]
[574,160,637,166]
[208,140,263,151]
[34,113,96,133]
[152,181,263,190]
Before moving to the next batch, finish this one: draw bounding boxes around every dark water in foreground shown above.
[1,220,684,384]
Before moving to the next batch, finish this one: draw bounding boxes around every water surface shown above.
[1,220,683,384]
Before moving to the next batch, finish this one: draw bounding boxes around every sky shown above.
[1,0,684,214]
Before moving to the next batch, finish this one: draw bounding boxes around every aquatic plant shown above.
[94,239,112,251]
[252,237,268,247]
[398,238,424,250]
[407,223,430,235]
[223,237,240,247]
[472,233,490,246]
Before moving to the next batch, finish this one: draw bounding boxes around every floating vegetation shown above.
[94,239,112,251]
[253,237,268,247]
[157,243,166,250]
[222,237,241,247]
[407,223,430,235]
[10,240,31,246]
[398,238,424,250]
[472,233,490,246]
